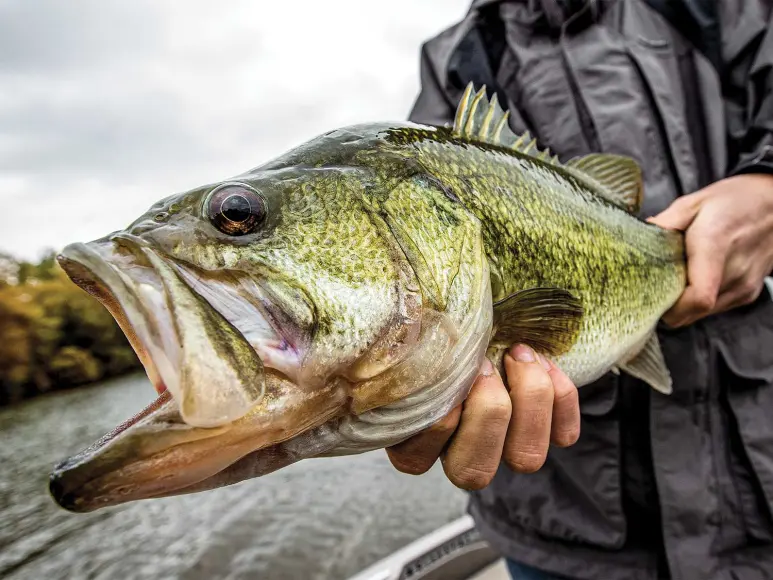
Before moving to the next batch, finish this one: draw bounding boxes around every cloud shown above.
[0,0,468,259]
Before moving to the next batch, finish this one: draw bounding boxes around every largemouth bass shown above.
[50,84,685,512]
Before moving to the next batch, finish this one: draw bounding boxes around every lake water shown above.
[0,374,467,580]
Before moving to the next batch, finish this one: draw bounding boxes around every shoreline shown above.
[0,368,145,409]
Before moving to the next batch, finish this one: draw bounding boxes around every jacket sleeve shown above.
[723,1,773,176]
[408,41,457,127]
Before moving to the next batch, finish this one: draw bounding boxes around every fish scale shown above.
[375,87,685,387]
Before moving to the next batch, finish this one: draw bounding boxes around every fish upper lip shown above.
[57,239,177,396]
[111,232,295,353]
[114,229,311,365]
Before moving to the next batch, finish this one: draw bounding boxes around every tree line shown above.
[0,251,141,406]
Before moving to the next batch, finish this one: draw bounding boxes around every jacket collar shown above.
[468,0,602,30]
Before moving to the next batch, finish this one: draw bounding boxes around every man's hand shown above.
[386,344,580,490]
[648,174,773,328]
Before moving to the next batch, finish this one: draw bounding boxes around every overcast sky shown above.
[0,1,470,260]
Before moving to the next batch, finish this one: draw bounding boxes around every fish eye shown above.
[207,183,267,236]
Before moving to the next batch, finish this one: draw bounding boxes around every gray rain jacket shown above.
[409,1,773,578]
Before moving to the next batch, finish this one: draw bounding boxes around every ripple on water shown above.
[0,373,467,580]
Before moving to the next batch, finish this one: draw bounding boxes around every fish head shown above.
[50,163,424,512]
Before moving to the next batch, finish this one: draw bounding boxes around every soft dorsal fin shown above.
[566,154,643,214]
[452,83,644,215]
[453,83,559,163]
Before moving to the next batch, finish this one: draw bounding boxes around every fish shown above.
[49,84,686,512]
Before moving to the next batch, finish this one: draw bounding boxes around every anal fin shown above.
[618,333,673,395]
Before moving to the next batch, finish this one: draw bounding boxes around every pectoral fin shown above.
[618,332,672,395]
[491,287,583,357]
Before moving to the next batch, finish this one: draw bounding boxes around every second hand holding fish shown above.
[649,173,773,328]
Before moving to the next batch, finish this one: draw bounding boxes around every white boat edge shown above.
[346,514,508,580]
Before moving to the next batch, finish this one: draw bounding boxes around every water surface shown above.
[0,374,467,579]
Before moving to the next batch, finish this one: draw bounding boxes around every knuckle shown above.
[552,426,580,447]
[692,290,717,312]
[387,451,435,476]
[505,450,547,474]
[741,281,762,303]
[524,406,552,430]
[445,463,496,491]
[553,384,579,406]
[426,415,458,438]
[479,397,512,426]
[666,311,694,328]
[518,371,555,395]
[661,312,681,328]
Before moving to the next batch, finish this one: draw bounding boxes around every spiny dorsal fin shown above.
[452,83,643,214]
[566,154,643,214]
[452,83,560,163]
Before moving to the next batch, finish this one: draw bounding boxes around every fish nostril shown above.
[125,223,154,236]
[110,231,152,249]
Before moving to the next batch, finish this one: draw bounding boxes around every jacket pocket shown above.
[714,294,773,543]
[714,290,773,385]
[475,374,626,549]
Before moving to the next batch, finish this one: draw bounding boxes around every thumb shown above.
[646,194,702,231]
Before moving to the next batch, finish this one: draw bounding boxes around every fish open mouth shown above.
[49,237,276,511]
[50,236,346,513]
[57,239,178,402]
[57,235,276,428]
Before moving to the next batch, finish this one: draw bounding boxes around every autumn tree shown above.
[0,252,140,405]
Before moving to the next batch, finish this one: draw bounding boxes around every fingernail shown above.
[511,344,535,363]
[480,358,494,376]
[536,353,552,371]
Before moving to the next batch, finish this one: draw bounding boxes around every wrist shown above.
[722,172,773,190]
